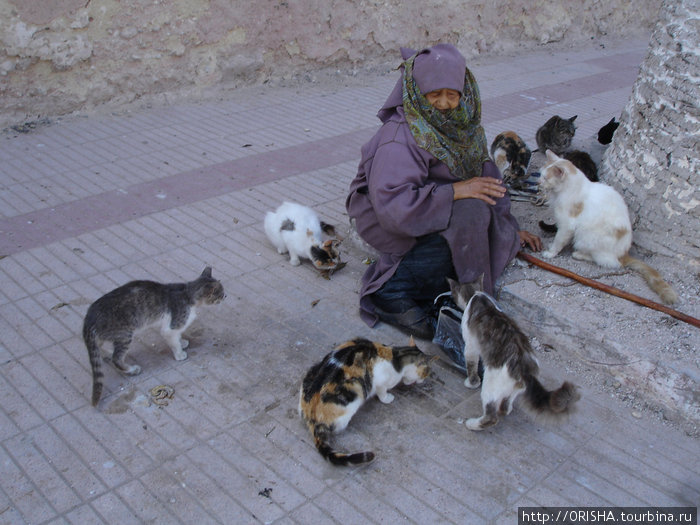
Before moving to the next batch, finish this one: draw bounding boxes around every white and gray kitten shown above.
[448,277,579,431]
[83,267,225,406]
[264,201,341,272]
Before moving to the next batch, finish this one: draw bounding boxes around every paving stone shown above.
[0,39,697,524]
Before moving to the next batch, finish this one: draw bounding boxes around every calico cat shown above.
[535,115,577,155]
[597,117,619,145]
[490,131,532,186]
[448,277,579,430]
[83,267,225,406]
[299,337,433,466]
[264,201,341,271]
[539,150,678,304]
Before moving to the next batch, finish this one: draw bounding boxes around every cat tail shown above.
[312,423,375,466]
[619,254,678,305]
[83,324,103,406]
[522,375,580,418]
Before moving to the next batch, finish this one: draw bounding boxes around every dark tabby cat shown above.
[490,131,532,186]
[299,337,433,466]
[448,277,579,430]
[84,267,225,406]
[597,117,619,144]
[535,115,577,155]
[539,149,598,233]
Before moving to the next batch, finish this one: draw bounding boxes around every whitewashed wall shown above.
[1,0,660,127]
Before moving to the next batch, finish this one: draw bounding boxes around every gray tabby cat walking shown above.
[84,267,225,406]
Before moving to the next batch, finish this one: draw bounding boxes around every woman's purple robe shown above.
[346,107,521,326]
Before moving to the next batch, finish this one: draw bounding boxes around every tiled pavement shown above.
[1,38,698,524]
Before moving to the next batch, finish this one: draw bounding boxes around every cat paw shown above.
[289,258,301,266]
[180,339,189,350]
[465,418,484,431]
[464,378,481,389]
[173,350,188,361]
[126,364,142,376]
[277,247,288,254]
[378,393,395,404]
[541,250,556,259]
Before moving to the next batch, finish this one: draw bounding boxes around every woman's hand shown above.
[519,230,542,252]
[452,177,506,205]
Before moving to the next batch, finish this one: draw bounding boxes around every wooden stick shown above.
[517,251,700,330]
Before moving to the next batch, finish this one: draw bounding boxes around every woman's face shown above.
[425,88,461,110]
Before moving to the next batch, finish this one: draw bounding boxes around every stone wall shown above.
[601,0,699,264]
[1,0,659,128]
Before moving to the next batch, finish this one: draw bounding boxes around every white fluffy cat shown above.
[539,150,677,304]
[264,201,341,270]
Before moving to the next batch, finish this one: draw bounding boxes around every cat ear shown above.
[320,222,336,237]
[476,273,485,291]
[552,166,566,179]
[408,335,416,347]
[201,266,212,279]
[446,276,458,293]
[569,115,578,123]
[545,149,560,163]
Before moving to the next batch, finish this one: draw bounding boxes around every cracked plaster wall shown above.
[601,0,699,265]
[1,0,659,127]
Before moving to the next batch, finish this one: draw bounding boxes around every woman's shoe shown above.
[373,304,435,340]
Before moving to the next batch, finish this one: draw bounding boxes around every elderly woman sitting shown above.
[346,43,540,338]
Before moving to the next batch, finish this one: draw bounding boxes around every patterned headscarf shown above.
[402,51,490,180]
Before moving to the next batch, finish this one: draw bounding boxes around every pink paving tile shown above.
[51,413,132,489]
[0,403,20,441]
[0,128,372,255]
[2,186,36,215]
[137,467,218,523]
[4,431,83,513]
[91,491,142,524]
[313,489,375,523]
[0,446,58,523]
[194,438,287,523]
[1,40,697,524]
[158,454,249,523]
[289,502,336,524]
[333,477,409,522]
[64,504,108,524]
[20,352,85,410]
[0,301,32,327]
[3,359,67,420]
[0,191,28,218]
[0,370,45,431]
[229,420,327,498]
[15,294,52,321]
